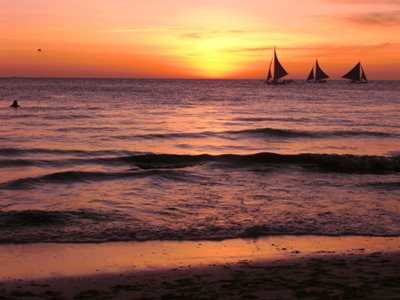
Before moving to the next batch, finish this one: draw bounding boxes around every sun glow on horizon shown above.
[174,32,258,78]
[0,0,399,79]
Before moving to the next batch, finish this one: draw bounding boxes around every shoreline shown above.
[1,235,400,299]
[1,235,400,280]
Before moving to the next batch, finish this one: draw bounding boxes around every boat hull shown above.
[350,80,368,84]
[307,80,327,83]
[266,80,293,85]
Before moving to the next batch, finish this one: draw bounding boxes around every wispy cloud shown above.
[346,11,400,26]
[179,29,253,40]
[227,42,396,54]
[99,28,169,33]
[316,9,400,29]
[100,28,253,39]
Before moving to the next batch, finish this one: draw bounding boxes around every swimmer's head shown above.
[10,100,20,108]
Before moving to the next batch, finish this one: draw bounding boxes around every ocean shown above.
[0,78,399,243]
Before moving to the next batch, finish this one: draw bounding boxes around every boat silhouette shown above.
[307,59,329,83]
[266,47,293,85]
[342,61,368,83]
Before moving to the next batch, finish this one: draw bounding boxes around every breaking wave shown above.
[1,152,398,190]
[120,152,400,173]
[0,209,399,244]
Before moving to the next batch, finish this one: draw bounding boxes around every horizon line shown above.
[1,76,398,81]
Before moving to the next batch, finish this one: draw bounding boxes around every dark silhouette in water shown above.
[265,47,293,85]
[307,59,329,83]
[342,62,368,83]
[10,100,20,108]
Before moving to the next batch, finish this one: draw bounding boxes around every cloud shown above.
[317,9,400,28]
[99,28,168,33]
[227,46,272,53]
[100,28,253,40]
[99,27,250,38]
[346,11,400,26]
[179,29,252,40]
[227,42,396,54]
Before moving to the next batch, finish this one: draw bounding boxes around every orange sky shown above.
[1,0,399,79]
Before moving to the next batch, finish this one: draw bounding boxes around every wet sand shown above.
[1,236,399,299]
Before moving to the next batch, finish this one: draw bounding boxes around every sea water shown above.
[0,78,399,242]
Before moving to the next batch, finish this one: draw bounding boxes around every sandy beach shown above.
[1,236,399,299]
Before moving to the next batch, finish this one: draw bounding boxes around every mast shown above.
[273,47,288,81]
[342,62,361,81]
[307,67,314,81]
[315,59,329,81]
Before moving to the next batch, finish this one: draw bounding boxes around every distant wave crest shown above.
[0,169,189,190]
[116,127,397,140]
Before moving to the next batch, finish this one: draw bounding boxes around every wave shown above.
[1,151,399,175]
[115,127,397,140]
[120,152,400,173]
[357,181,400,190]
[226,128,314,138]
[118,128,312,140]
[115,132,212,140]
[0,209,125,227]
[234,117,311,122]
[43,114,96,120]
[0,147,138,157]
[1,152,398,190]
[225,128,395,138]
[0,169,189,190]
[56,126,118,132]
[0,157,130,168]
[0,209,399,243]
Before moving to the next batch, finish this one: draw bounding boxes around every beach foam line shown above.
[1,236,399,281]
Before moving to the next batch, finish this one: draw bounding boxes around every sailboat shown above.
[342,61,368,83]
[266,47,292,85]
[307,59,329,83]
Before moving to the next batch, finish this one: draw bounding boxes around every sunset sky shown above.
[1,0,399,79]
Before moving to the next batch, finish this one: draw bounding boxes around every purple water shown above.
[0,78,399,243]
